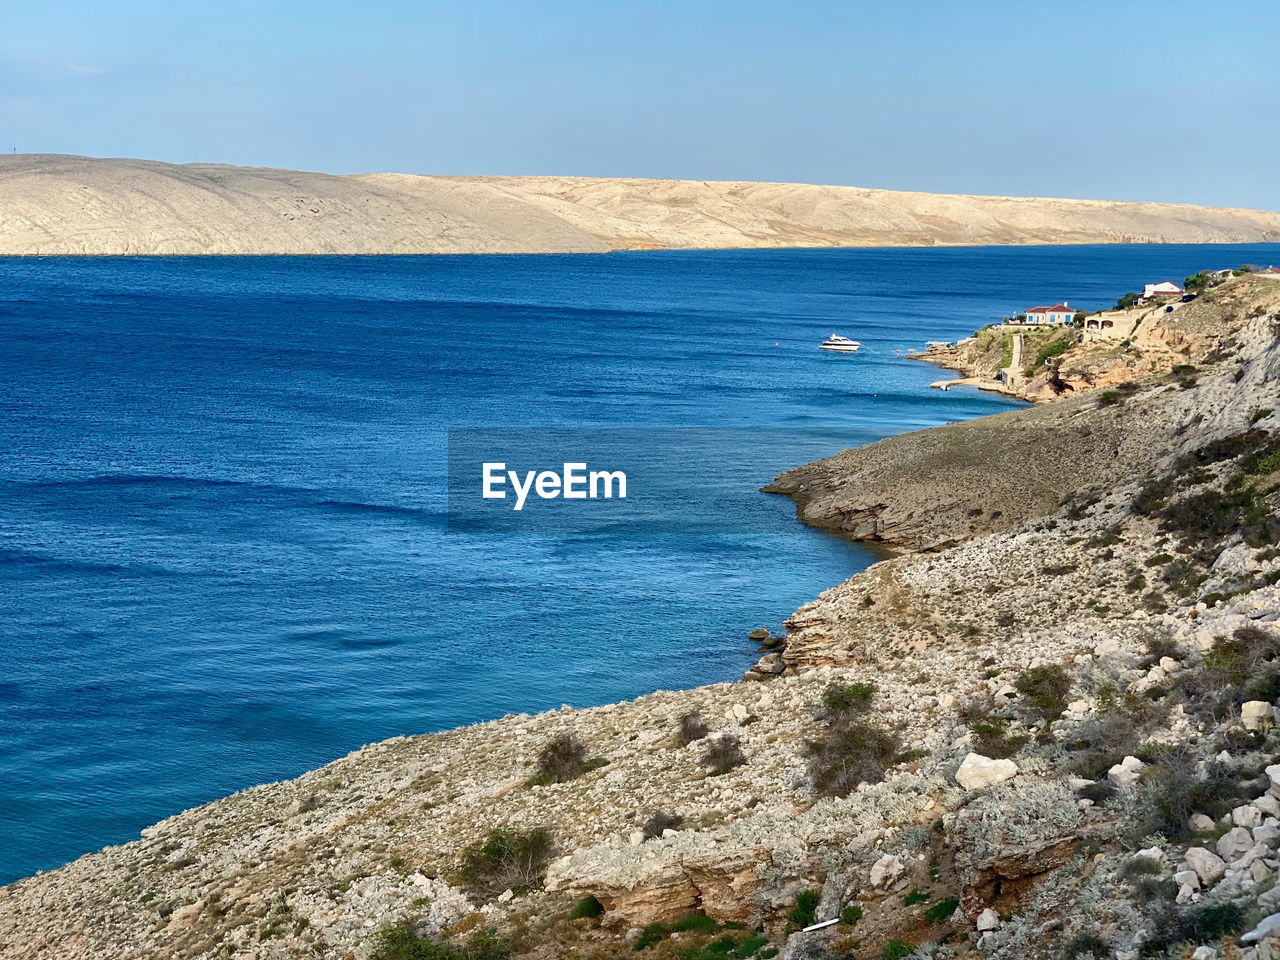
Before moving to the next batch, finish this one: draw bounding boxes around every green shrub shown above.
[455,827,554,896]
[787,889,821,929]
[840,904,863,925]
[902,889,929,906]
[372,921,510,960]
[1139,902,1246,955]
[1035,338,1071,366]
[1098,389,1122,406]
[883,941,914,960]
[1014,664,1071,721]
[1127,754,1254,842]
[526,733,597,785]
[1253,449,1280,476]
[806,720,901,797]
[671,912,720,934]
[1076,780,1117,805]
[924,898,959,923]
[635,923,669,950]
[820,681,877,718]
[969,715,1027,759]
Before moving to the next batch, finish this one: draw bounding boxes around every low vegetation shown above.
[677,710,710,745]
[702,735,747,775]
[454,827,554,897]
[372,921,511,960]
[526,734,606,786]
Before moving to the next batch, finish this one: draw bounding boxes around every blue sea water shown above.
[1,243,1276,885]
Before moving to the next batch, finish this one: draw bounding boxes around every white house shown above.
[1024,302,1073,325]
[1142,281,1184,299]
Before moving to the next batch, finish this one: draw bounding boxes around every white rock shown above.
[1190,813,1217,832]
[1219,827,1256,861]
[1266,765,1280,798]
[976,908,1000,932]
[1107,755,1145,787]
[1174,869,1200,889]
[731,703,748,722]
[496,889,514,903]
[1184,847,1226,884]
[1244,913,1280,944]
[628,831,645,846]
[955,754,1018,791]
[994,683,1017,700]
[1191,947,1217,960]
[1243,701,1275,733]
[1233,842,1272,869]
[1257,795,1280,819]
[1253,860,1272,883]
[869,854,904,889]
[1235,804,1265,828]
[1256,823,1280,845]
[1136,846,1164,861]
[938,693,955,710]
[1160,657,1181,673]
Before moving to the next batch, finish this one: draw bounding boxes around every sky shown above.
[2,0,1278,209]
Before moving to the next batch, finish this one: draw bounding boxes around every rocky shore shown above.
[2,274,1280,960]
[904,275,1279,406]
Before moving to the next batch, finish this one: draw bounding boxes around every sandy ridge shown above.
[2,154,1280,255]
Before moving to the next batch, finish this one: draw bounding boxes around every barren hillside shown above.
[3,155,1280,255]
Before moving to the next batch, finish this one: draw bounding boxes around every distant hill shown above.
[2,154,1279,255]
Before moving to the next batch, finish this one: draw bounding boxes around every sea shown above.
[2,242,1276,884]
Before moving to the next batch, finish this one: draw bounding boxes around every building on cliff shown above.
[1023,302,1073,325]
[1142,280,1184,299]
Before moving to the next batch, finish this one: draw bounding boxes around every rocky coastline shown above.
[3,274,1280,960]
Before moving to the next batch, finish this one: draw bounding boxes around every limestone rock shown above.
[1217,827,1255,861]
[1266,764,1280,797]
[1184,847,1226,884]
[1174,869,1200,890]
[1234,804,1264,828]
[1244,913,1280,944]
[976,908,1000,932]
[1189,813,1217,832]
[1243,701,1275,733]
[869,854,904,889]
[955,754,1017,791]
[1107,755,1145,787]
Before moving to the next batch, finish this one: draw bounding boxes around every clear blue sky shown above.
[3,0,1278,208]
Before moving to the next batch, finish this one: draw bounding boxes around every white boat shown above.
[820,334,861,353]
